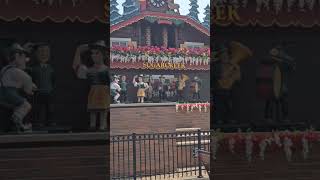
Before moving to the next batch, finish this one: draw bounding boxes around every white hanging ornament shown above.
[120,55,125,63]
[196,57,199,66]
[186,104,190,113]
[212,136,219,160]
[273,132,282,147]
[259,139,268,160]
[180,56,184,63]
[198,103,202,113]
[110,53,114,62]
[284,137,293,162]
[180,104,184,111]
[154,56,158,63]
[302,136,309,160]
[245,134,253,162]
[206,57,210,65]
[229,138,236,154]
[204,103,208,112]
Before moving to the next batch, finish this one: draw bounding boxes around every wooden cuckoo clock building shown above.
[110,0,210,135]
[110,0,210,103]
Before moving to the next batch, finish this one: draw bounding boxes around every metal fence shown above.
[111,130,212,179]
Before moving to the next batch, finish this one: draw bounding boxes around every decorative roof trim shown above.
[110,11,210,36]
[0,15,106,23]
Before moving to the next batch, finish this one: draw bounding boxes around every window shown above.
[182,42,205,49]
[110,38,131,47]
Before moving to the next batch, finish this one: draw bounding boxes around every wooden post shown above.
[162,26,168,48]
[174,27,179,48]
[138,22,142,46]
[145,26,151,46]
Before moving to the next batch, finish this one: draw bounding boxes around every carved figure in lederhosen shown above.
[119,75,128,103]
[0,43,36,132]
[158,75,166,102]
[146,81,153,101]
[110,75,121,104]
[73,40,110,131]
[169,78,177,98]
[28,43,56,127]
[190,76,202,101]
[133,74,149,103]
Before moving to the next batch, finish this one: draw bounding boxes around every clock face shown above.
[150,0,166,8]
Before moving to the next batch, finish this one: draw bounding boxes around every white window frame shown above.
[184,42,205,49]
[110,38,131,47]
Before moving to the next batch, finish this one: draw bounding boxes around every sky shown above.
[116,0,210,22]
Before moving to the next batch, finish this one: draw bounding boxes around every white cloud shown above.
[115,0,209,22]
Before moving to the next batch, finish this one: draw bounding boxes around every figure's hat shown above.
[113,75,120,79]
[10,43,29,54]
[139,74,144,77]
[89,40,107,49]
[270,46,294,62]
[22,42,35,53]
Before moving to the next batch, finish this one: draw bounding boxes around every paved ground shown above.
[113,174,209,180]
[136,174,209,180]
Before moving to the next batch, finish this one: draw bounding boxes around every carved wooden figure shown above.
[73,40,110,131]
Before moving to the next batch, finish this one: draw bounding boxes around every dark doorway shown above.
[151,23,163,47]
[167,25,176,48]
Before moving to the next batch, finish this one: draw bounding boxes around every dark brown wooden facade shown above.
[111,19,209,48]
[0,20,107,131]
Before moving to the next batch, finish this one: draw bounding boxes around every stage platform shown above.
[110,102,176,108]
[0,132,109,180]
[212,121,309,132]
[110,102,210,135]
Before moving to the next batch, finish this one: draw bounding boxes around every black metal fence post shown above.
[197,130,203,178]
[132,133,137,180]
[210,130,214,180]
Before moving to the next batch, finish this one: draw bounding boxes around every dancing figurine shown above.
[132,74,149,103]
[110,75,121,104]
[73,40,110,131]
[190,76,202,100]
[119,75,128,103]
[0,43,35,132]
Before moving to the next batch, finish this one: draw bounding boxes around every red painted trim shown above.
[110,11,210,36]
[110,61,210,71]
[158,19,172,25]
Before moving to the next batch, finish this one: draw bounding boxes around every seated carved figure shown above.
[168,0,180,14]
